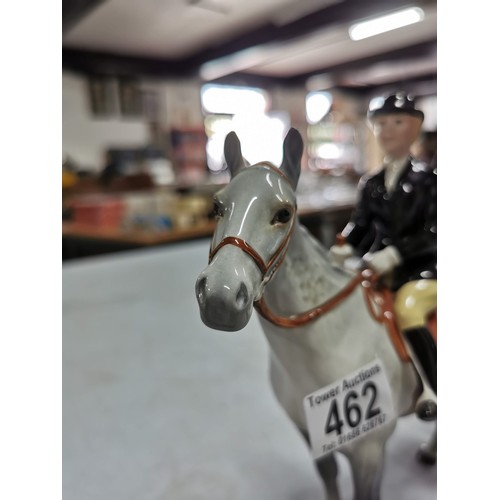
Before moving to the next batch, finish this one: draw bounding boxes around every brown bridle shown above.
[209,228,294,282]
[207,162,395,337]
[208,162,296,289]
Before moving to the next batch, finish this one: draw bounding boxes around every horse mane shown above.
[265,222,353,314]
[294,223,353,280]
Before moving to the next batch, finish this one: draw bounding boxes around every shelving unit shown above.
[307,117,362,177]
[169,127,208,183]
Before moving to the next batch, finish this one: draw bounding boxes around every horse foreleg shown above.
[316,454,341,500]
[343,437,387,500]
[417,424,437,465]
[299,429,340,500]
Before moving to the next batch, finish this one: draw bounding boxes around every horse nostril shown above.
[236,283,249,310]
[196,276,207,305]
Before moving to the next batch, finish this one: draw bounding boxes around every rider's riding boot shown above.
[403,326,437,421]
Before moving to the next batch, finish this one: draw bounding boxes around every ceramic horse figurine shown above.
[195,128,436,500]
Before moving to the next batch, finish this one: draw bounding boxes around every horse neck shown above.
[263,223,352,315]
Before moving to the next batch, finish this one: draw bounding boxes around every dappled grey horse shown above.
[195,128,436,500]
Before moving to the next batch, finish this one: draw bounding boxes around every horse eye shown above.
[212,201,223,219]
[272,207,292,225]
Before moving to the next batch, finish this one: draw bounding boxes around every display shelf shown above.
[62,220,216,246]
[169,127,208,181]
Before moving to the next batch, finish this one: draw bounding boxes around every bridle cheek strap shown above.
[208,219,295,296]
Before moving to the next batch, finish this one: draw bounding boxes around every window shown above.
[201,84,288,173]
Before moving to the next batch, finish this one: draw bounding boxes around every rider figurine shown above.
[330,93,437,421]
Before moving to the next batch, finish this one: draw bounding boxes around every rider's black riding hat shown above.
[367,92,424,122]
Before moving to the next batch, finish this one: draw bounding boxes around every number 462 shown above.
[325,381,380,435]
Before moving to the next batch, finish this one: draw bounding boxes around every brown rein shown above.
[255,268,410,361]
[361,279,410,361]
[255,269,372,328]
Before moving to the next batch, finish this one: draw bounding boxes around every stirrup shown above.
[416,399,437,421]
[415,385,437,421]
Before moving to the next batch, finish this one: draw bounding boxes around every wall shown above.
[62,71,206,173]
[62,71,151,172]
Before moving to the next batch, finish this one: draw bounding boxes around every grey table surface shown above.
[63,240,437,500]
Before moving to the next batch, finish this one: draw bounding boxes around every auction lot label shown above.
[303,359,395,459]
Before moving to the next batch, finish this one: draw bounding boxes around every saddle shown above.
[362,279,437,362]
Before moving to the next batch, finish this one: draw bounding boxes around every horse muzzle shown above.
[195,263,255,332]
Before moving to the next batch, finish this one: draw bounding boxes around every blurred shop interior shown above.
[62,0,437,261]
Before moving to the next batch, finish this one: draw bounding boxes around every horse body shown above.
[195,129,435,500]
[259,225,418,433]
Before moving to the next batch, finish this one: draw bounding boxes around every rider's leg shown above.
[404,325,437,419]
[394,279,437,421]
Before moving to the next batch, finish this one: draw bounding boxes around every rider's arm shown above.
[342,176,375,254]
[392,167,437,262]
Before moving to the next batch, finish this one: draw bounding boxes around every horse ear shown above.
[280,128,303,190]
[224,131,248,177]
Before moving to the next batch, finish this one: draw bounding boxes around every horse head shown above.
[195,128,304,331]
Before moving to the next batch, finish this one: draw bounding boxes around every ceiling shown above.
[62,0,437,94]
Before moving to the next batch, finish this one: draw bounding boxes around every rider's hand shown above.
[363,246,402,275]
[329,243,354,267]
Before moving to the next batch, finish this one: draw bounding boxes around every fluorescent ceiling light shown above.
[349,7,424,41]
